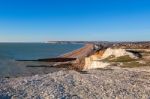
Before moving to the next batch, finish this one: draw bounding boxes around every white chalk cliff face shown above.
[101,48,139,59]
[84,60,109,70]
[84,48,139,70]
[84,55,110,70]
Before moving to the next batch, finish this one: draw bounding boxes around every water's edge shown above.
[0,43,84,78]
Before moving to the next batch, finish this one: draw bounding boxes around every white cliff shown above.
[101,48,139,59]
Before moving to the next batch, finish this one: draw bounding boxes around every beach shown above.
[0,43,84,77]
[1,67,150,99]
[0,42,150,99]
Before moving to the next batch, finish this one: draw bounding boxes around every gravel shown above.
[0,68,150,99]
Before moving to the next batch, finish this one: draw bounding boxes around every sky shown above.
[0,0,150,42]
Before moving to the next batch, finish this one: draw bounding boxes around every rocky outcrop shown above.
[101,48,139,59]
[84,54,109,70]
[83,48,141,70]
[84,59,109,70]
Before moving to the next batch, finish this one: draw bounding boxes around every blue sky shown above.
[0,0,150,42]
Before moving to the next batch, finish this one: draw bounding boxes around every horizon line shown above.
[0,40,149,43]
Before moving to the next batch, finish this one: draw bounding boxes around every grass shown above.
[101,49,150,68]
[111,55,137,62]
[102,54,150,68]
[122,61,143,68]
[102,55,115,61]
[103,55,137,62]
[130,49,150,56]
[142,52,150,56]
[121,61,150,68]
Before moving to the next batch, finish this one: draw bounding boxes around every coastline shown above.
[17,43,94,63]
[0,43,85,78]
[0,42,150,98]
[59,43,94,59]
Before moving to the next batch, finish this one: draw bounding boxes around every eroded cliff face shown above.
[84,48,140,70]
[84,50,109,70]
[84,57,109,70]
[101,48,139,59]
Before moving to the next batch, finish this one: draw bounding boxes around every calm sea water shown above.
[0,43,83,77]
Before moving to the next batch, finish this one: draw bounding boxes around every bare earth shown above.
[0,67,150,99]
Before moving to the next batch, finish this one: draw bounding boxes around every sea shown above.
[0,43,83,77]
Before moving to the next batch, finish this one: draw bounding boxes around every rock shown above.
[101,48,139,59]
[137,60,146,64]
[84,60,110,70]
[84,56,110,70]
[0,69,150,99]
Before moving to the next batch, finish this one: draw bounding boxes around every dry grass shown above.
[121,61,150,68]
[111,55,137,62]
[128,49,150,56]
[103,55,137,62]
[122,61,144,68]
[102,55,115,61]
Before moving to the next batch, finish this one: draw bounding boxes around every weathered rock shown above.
[101,48,139,59]
[84,61,110,70]
[84,55,110,70]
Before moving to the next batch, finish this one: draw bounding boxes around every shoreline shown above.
[0,43,86,78]
[1,43,93,78]
[59,43,94,58]
[23,43,95,73]
[17,43,94,63]
[0,42,150,98]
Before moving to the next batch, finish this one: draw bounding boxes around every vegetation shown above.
[103,55,137,62]
[102,55,115,62]
[122,61,150,68]
[122,61,144,68]
[102,53,150,68]
[110,55,137,62]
